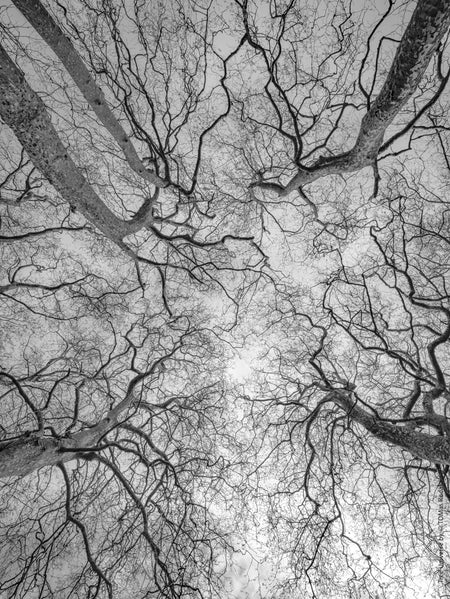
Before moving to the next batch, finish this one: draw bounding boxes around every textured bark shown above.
[265,0,450,195]
[11,0,166,189]
[0,434,86,479]
[331,390,450,465]
[0,44,156,243]
[0,385,137,478]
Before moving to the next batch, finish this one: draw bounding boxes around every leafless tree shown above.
[2,0,450,598]
[236,157,450,597]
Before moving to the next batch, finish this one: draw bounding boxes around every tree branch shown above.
[256,0,450,196]
[331,389,450,465]
[0,44,160,243]
[11,0,167,189]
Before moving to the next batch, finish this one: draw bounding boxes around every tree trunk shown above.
[0,44,157,244]
[258,0,450,195]
[0,387,138,478]
[11,0,166,189]
[332,389,450,465]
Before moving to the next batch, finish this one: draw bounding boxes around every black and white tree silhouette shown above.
[1,0,450,597]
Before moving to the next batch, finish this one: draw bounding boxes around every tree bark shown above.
[257,0,450,196]
[0,43,156,243]
[0,380,140,478]
[11,0,166,189]
[0,350,172,478]
[331,389,450,465]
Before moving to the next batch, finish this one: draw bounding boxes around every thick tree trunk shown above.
[259,0,450,195]
[0,44,157,243]
[11,0,166,189]
[0,386,137,478]
[332,389,450,465]
[0,434,88,478]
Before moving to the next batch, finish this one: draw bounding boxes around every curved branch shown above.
[332,389,450,465]
[0,44,161,243]
[0,348,178,478]
[11,0,167,189]
[256,0,450,195]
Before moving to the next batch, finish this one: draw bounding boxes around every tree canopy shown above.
[1,0,450,597]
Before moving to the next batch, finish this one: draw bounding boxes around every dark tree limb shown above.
[11,0,167,190]
[0,43,154,243]
[332,389,450,465]
[0,354,170,478]
[254,0,450,196]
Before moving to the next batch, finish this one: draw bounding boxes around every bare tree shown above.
[0,288,238,597]
[237,165,450,596]
[2,0,450,598]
